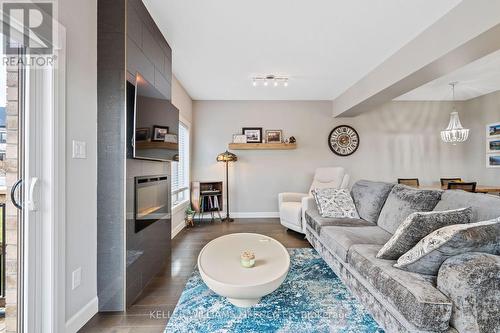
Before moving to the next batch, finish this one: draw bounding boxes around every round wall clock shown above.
[328,125,359,156]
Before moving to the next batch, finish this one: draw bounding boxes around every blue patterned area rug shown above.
[165,248,383,333]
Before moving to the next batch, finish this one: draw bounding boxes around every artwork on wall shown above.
[135,128,150,141]
[487,122,500,138]
[486,122,500,168]
[242,127,263,143]
[152,125,169,142]
[265,130,282,143]
[487,139,500,153]
[486,154,500,168]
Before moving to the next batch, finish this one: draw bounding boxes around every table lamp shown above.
[216,150,237,222]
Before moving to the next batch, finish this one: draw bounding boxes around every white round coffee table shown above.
[198,233,290,307]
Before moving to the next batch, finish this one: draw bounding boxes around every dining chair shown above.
[440,178,462,187]
[447,182,477,193]
[397,178,420,187]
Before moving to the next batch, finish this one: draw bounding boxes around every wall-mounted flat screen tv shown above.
[131,72,179,161]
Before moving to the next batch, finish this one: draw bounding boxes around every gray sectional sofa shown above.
[304,180,500,333]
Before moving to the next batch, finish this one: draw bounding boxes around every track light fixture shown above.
[251,75,289,87]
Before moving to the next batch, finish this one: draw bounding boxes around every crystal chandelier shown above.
[441,82,469,144]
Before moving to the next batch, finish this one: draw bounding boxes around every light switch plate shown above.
[72,140,87,159]
[72,267,82,290]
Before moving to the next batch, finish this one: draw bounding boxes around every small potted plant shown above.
[185,206,195,227]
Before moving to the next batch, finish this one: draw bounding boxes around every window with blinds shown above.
[171,121,190,206]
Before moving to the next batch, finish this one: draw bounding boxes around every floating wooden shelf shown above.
[136,141,178,150]
[228,143,297,150]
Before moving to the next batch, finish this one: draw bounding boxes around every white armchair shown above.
[278,167,350,234]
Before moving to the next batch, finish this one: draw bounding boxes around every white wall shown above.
[171,76,193,236]
[191,98,498,214]
[59,0,98,327]
[462,90,500,185]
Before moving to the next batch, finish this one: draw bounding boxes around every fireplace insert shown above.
[134,174,170,233]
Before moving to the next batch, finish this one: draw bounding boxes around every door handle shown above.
[27,177,39,211]
[10,179,23,210]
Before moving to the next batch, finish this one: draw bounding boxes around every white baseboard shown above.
[230,212,279,218]
[65,296,98,333]
[196,211,279,219]
[171,221,185,239]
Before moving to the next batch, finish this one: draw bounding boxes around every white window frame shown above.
[171,116,190,210]
[21,29,66,333]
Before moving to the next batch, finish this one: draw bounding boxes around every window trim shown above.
[171,117,190,211]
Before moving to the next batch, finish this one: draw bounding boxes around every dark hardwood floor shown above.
[80,218,310,333]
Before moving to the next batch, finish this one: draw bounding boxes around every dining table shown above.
[418,184,500,194]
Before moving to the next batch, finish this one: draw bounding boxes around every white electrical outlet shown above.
[72,267,82,290]
[72,140,87,159]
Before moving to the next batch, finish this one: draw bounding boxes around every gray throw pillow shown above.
[311,188,359,219]
[377,207,473,260]
[394,218,500,275]
[350,180,395,224]
[377,184,442,234]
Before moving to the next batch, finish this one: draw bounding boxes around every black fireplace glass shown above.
[134,174,170,233]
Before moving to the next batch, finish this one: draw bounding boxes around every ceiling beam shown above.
[332,0,500,117]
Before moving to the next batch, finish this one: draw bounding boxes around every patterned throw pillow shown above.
[377,207,473,260]
[311,188,360,219]
[394,218,500,275]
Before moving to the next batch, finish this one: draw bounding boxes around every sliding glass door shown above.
[1,4,66,331]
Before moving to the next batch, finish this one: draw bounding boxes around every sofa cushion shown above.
[377,184,442,234]
[350,180,395,224]
[437,252,500,333]
[377,207,473,260]
[279,202,302,228]
[305,208,374,236]
[321,226,391,262]
[348,244,452,331]
[434,190,500,222]
[395,218,500,275]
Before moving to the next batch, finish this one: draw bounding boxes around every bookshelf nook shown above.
[191,181,223,221]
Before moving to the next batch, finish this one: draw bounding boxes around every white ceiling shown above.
[144,0,461,100]
[395,49,500,101]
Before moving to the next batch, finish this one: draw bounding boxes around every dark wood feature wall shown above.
[97,0,172,311]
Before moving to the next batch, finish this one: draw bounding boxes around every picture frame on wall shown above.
[487,138,500,153]
[152,125,169,142]
[486,154,500,168]
[242,127,263,143]
[265,130,283,143]
[135,128,150,141]
[486,122,500,139]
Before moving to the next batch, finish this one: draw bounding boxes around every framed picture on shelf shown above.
[163,133,178,143]
[265,130,282,143]
[242,127,263,143]
[486,122,500,139]
[152,125,169,142]
[135,128,150,141]
[233,134,247,143]
[486,154,500,168]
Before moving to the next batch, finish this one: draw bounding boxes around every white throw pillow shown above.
[311,188,359,219]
